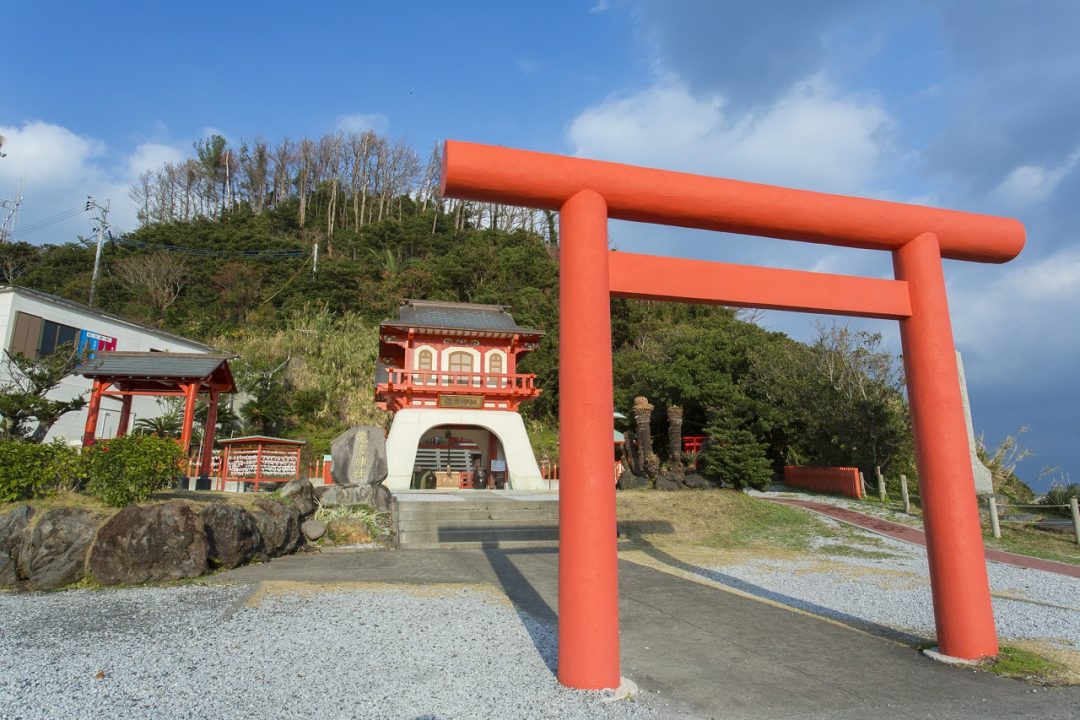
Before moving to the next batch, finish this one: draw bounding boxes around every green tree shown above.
[0,346,87,443]
[701,409,774,491]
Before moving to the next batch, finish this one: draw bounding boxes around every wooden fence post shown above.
[1070,498,1080,546]
[876,466,886,502]
[900,474,910,514]
[988,496,1001,539]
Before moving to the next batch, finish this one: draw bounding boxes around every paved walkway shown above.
[213,547,1080,719]
[766,497,1080,579]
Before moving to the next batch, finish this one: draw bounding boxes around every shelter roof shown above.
[219,435,306,446]
[75,351,236,393]
[380,299,543,338]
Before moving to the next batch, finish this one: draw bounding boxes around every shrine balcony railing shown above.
[381,368,539,395]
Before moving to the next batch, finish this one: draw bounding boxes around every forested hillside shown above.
[0,131,916,485]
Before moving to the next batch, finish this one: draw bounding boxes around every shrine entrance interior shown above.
[410,424,508,490]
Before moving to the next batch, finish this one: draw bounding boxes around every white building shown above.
[0,285,211,444]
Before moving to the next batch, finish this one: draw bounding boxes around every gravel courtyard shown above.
[0,583,655,720]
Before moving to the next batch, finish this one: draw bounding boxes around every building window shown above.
[416,348,434,384]
[39,320,79,356]
[487,353,503,387]
[448,351,473,385]
[9,312,43,358]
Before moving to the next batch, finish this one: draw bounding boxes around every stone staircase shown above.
[391,490,559,549]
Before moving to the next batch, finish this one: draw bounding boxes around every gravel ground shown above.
[0,584,655,720]
[703,513,1080,649]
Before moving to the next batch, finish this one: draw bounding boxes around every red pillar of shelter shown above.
[895,232,998,659]
[116,395,133,437]
[557,189,620,689]
[179,382,200,455]
[82,379,107,446]
[199,388,219,479]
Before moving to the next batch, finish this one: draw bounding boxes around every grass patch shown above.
[984,644,1078,685]
[983,523,1080,566]
[617,489,833,555]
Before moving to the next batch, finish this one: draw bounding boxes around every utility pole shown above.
[86,197,110,307]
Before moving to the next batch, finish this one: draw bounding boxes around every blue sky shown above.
[3,1,1079,490]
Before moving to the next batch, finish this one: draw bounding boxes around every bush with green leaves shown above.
[1040,483,1080,517]
[0,439,84,501]
[83,434,185,507]
[701,412,774,491]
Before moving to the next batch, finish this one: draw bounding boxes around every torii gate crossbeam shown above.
[441,140,1025,690]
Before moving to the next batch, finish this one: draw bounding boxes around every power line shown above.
[6,206,85,240]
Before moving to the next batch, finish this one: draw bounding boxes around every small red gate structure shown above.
[217,436,306,492]
[441,140,1024,689]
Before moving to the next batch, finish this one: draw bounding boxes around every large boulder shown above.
[0,505,34,585]
[330,426,388,487]
[89,501,208,586]
[654,476,680,491]
[250,499,302,557]
[318,483,391,512]
[617,470,649,490]
[201,503,263,569]
[680,473,713,490]
[17,508,99,591]
[279,478,318,517]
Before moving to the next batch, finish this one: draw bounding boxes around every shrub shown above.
[0,439,84,501]
[314,503,390,543]
[701,410,774,491]
[1040,483,1080,518]
[84,435,185,507]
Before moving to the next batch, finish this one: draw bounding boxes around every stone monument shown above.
[956,352,994,496]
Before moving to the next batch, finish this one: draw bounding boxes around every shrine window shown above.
[487,353,503,387]
[416,349,434,384]
[448,351,473,385]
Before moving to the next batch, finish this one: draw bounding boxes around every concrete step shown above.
[394,508,559,523]
[396,526,560,547]
[398,539,560,550]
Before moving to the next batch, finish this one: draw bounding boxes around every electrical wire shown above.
[7,206,86,240]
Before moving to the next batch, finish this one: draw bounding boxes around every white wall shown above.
[384,408,545,491]
[0,290,210,445]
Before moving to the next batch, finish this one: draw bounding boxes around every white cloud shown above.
[515,57,542,75]
[336,112,390,135]
[567,76,893,195]
[0,121,183,243]
[125,142,185,178]
[950,247,1080,386]
[590,0,610,14]
[989,148,1080,211]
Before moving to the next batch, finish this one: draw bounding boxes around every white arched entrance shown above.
[384,408,545,491]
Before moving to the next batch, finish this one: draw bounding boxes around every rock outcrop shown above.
[17,508,98,590]
[0,505,34,585]
[89,501,208,586]
[201,503,263,569]
[250,499,302,557]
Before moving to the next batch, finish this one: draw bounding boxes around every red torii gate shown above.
[440,140,1025,690]
[77,352,237,478]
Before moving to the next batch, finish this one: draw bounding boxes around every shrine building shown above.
[375,299,546,491]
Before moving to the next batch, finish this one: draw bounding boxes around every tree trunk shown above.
[632,396,654,477]
[668,405,684,478]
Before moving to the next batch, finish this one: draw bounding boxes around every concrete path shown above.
[767,497,1080,579]
[213,548,1080,719]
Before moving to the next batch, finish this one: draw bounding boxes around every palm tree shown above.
[133,412,182,438]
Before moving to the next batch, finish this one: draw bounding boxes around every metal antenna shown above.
[86,197,110,306]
